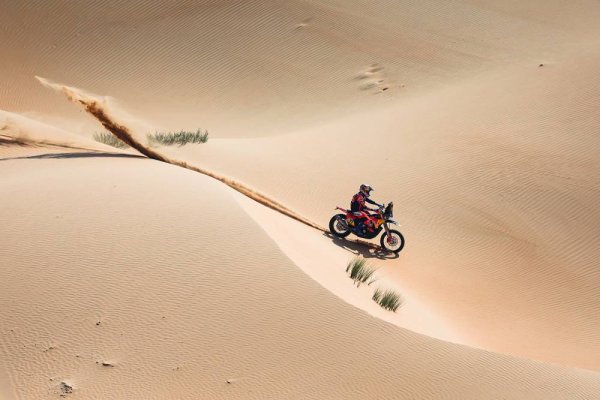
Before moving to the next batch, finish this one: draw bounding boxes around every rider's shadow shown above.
[322,232,399,260]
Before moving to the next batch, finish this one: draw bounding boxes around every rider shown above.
[351,184,382,233]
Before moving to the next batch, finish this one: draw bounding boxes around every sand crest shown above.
[2,1,600,398]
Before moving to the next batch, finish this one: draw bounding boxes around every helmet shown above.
[360,184,373,197]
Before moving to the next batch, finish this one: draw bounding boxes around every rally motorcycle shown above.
[329,202,405,254]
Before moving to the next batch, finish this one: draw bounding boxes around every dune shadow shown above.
[322,232,400,260]
[0,137,30,146]
[0,151,145,162]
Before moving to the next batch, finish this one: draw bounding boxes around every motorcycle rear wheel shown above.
[329,214,351,238]
[380,229,405,253]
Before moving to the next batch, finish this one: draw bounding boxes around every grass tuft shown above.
[148,129,209,147]
[372,288,402,312]
[345,257,376,287]
[94,129,209,148]
[93,132,129,149]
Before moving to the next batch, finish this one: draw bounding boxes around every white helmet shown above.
[360,184,373,197]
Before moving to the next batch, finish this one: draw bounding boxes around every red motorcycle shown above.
[329,202,405,253]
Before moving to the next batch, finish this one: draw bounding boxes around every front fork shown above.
[382,221,393,243]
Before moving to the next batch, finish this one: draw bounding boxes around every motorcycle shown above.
[329,202,405,254]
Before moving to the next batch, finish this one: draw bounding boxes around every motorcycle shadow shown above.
[322,232,399,260]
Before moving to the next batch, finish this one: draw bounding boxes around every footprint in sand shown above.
[355,64,392,93]
[294,17,313,31]
[368,63,384,73]
[96,360,115,368]
[358,79,384,91]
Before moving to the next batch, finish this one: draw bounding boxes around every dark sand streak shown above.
[0,134,100,152]
[38,76,381,251]
[82,100,328,232]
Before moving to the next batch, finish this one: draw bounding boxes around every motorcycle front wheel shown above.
[380,229,405,253]
[329,214,351,238]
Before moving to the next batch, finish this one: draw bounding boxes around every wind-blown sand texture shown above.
[2,1,600,399]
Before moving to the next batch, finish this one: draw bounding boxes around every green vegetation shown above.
[148,129,209,147]
[93,129,209,148]
[345,257,377,287]
[344,258,401,312]
[93,132,129,149]
[372,288,402,312]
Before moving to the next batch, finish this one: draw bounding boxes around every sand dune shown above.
[0,110,108,154]
[163,47,600,370]
[2,1,600,137]
[2,150,600,399]
[2,0,600,398]
[35,77,332,235]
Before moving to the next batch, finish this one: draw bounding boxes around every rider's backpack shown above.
[350,193,363,213]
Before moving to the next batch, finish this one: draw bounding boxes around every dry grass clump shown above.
[148,129,209,146]
[372,288,402,312]
[346,257,376,287]
[93,131,129,148]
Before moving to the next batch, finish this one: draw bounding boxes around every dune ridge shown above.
[0,109,107,153]
[2,1,600,397]
[164,48,600,370]
[36,76,325,231]
[37,76,385,251]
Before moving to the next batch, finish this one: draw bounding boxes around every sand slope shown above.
[0,110,109,154]
[163,47,600,370]
[2,0,600,397]
[2,1,600,136]
[2,148,600,399]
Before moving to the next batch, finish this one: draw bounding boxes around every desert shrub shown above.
[372,288,402,312]
[148,129,209,147]
[345,257,376,287]
[93,132,129,149]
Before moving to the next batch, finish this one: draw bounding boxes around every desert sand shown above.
[2,1,600,399]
